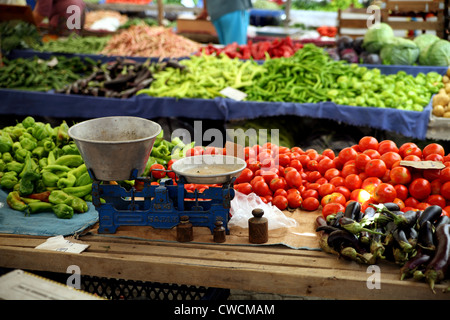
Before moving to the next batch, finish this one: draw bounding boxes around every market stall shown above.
[1,0,450,301]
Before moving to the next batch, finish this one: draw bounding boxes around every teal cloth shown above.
[0,189,98,236]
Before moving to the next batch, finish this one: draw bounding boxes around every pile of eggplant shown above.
[55,58,185,99]
[316,201,450,293]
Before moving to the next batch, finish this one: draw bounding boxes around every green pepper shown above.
[0,171,19,189]
[75,171,92,186]
[54,155,84,168]
[20,137,37,151]
[57,172,76,189]
[62,184,92,198]
[32,146,46,158]
[31,122,50,141]
[0,131,13,153]
[6,191,28,211]
[19,152,38,178]
[56,121,70,145]
[2,152,13,163]
[19,170,41,196]
[42,171,59,187]
[14,148,29,163]
[69,164,87,179]
[0,159,6,172]
[43,164,72,172]
[49,189,73,205]
[28,201,53,214]
[61,143,80,155]
[6,161,24,174]
[52,203,74,219]
[22,116,36,129]
[69,196,88,213]
[40,138,55,152]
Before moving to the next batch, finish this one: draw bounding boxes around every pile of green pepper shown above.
[0,116,92,219]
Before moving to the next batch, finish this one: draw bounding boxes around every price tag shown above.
[400,160,446,170]
[220,87,247,101]
[35,235,89,254]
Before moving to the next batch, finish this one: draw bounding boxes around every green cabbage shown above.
[380,37,419,65]
[414,34,439,52]
[363,23,395,53]
[419,39,450,66]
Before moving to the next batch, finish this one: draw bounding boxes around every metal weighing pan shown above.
[68,116,161,181]
[171,155,246,184]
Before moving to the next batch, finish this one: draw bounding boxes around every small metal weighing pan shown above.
[68,116,161,181]
[171,155,246,184]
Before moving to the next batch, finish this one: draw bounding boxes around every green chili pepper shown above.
[20,137,37,151]
[42,171,59,187]
[19,170,41,196]
[52,203,74,219]
[62,184,92,198]
[57,172,76,189]
[0,171,19,189]
[74,171,92,187]
[6,161,24,174]
[28,201,53,214]
[54,155,84,168]
[0,131,13,153]
[49,189,73,205]
[22,116,36,128]
[6,191,28,211]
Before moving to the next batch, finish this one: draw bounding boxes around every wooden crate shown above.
[337,7,377,38]
[381,0,446,38]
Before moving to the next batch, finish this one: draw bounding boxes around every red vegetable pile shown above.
[227,137,450,219]
[196,37,304,60]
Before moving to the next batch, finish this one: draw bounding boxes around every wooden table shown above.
[0,231,449,300]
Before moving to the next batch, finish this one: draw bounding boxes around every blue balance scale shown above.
[68,116,246,237]
[90,168,237,235]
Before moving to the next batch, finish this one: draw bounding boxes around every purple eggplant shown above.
[424,223,450,293]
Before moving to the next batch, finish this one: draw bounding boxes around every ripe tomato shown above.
[150,163,166,179]
[373,183,397,203]
[260,169,278,184]
[243,147,256,161]
[335,186,351,201]
[235,168,254,184]
[361,177,382,194]
[394,184,409,201]
[355,153,371,171]
[363,149,381,159]
[274,188,288,198]
[380,152,402,169]
[341,163,358,178]
[318,158,335,175]
[423,143,445,159]
[285,169,302,188]
[404,197,420,208]
[318,183,336,197]
[338,147,358,164]
[302,197,320,211]
[247,160,261,173]
[409,178,431,200]
[378,140,399,155]
[270,177,287,192]
[427,194,446,208]
[431,179,442,195]
[344,174,362,191]
[253,180,271,197]
[389,166,412,185]
[235,182,252,195]
[321,192,346,207]
[426,154,444,162]
[289,159,303,171]
[441,181,450,200]
[324,168,341,181]
[350,188,372,203]
[322,148,335,159]
[322,202,345,218]
[358,136,379,151]
[365,159,387,178]
[272,195,288,210]
[392,198,405,210]
[330,176,345,187]
[440,167,450,183]
[302,188,319,199]
[287,192,302,208]
[276,153,291,167]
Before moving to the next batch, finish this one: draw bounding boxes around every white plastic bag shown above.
[229,191,298,230]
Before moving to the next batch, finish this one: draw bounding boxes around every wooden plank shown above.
[339,20,371,29]
[386,20,444,30]
[385,1,442,11]
[0,245,448,299]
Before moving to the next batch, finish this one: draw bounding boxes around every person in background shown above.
[32,0,86,34]
[196,0,252,45]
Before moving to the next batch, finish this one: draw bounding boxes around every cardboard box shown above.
[177,16,217,36]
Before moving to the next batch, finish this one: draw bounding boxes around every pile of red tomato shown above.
[228,137,450,218]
